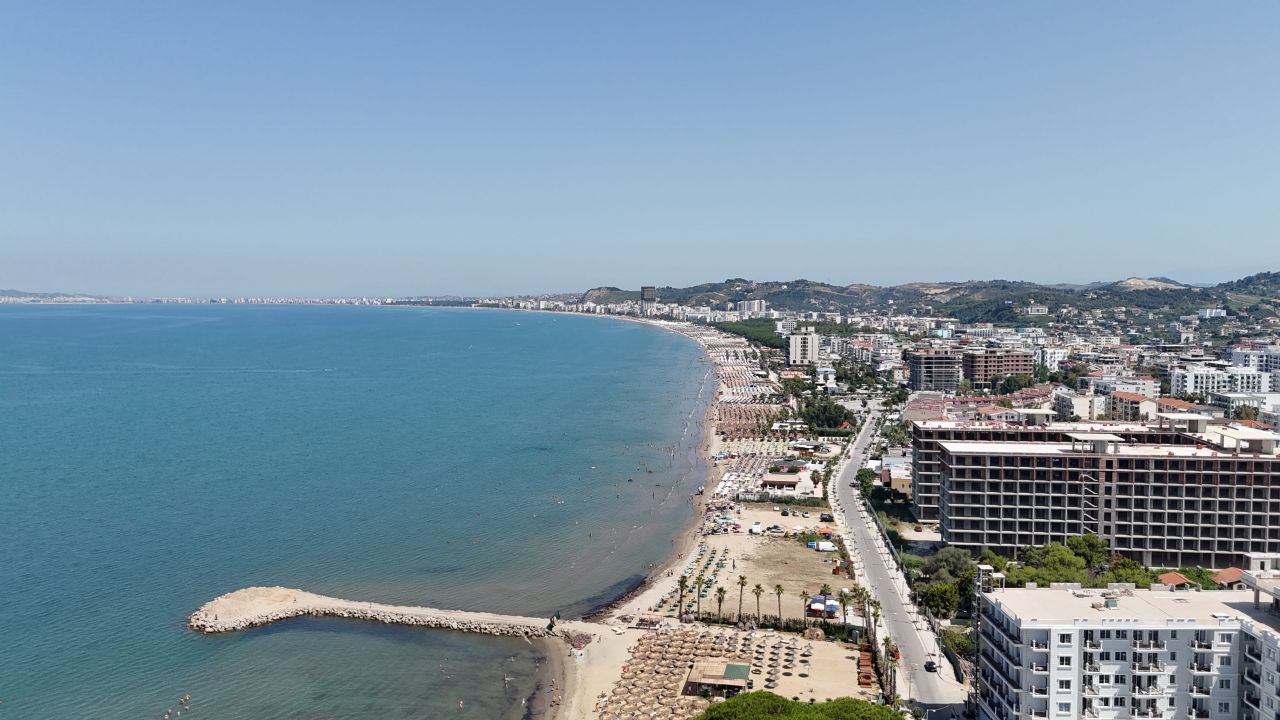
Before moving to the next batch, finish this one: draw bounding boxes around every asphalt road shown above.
[834,406,967,718]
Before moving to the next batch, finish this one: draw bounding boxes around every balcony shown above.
[1082,684,1100,696]
[1084,661,1101,672]
[1084,639,1103,650]
[1244,644,1262,662]
[1134,708,1164,719]
[1025,710,1048,719]
[1188,663,1214,675]
[1189,685,1211,697]
[1244,669,1261,685]
[1187,710,1209,720]
[1028,640,1048,651]
[1192,640,1213,650]
[1132,661,1166,674]
[1133,639,1167,650]
[1133,684,1166,696]
[1028,686,1048,697]
[1030,662,1048,674]
[1245,693,1261,709]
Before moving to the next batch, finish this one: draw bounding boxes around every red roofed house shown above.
[1212,567,1245,590]
[975,405,1020,422]
[1157,571,1196,590]
[1157,397,1197,413]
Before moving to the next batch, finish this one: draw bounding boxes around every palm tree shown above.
[819,583,833,596]
[715,586,727,622]
[752,584,764,620]
[676,575,688,619]
[798,590,810,623]
[695,573,705,619]
[837,590,853,625]
[773,584,784,620]
[736,575,748,621]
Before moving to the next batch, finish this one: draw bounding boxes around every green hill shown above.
[580,273,1280,324]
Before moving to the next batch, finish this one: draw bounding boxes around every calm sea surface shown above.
[0,305,711,719]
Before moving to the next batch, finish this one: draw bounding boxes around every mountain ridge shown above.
[579,272,1280,324]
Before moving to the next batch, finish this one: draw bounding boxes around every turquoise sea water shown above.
[0,305,711,719]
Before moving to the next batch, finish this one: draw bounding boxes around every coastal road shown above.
[833,407,967,718]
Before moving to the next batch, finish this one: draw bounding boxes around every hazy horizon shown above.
[2,271,1265,300]
[2,4,1277,296]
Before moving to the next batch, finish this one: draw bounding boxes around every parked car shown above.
[924,660,939,673]
[819,512,835,522]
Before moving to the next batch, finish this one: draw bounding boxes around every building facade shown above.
[963,349,1036,390]
[977,584,1280,720]
[938,422,1280,567]
[788,327,819,366]
[908,348,962,393]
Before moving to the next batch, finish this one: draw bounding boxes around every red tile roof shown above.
[1157,571,1195,587]
[1157,398,1196,410]
[1109,391,1148,403]
[1212,567,1244,585]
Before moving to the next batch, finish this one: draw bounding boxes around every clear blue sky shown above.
[1,3,1277,297]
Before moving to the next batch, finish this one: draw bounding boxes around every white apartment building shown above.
[1172,365,1271,397]
[775,319,797,335]
[1053,389,1107,421]
[788,327,819,366]
[1231,348,1280,374]
[978,584,1280,720]
[1231,368,1273,394]
[1090,376,1161,399]
[1039,347,1071,371]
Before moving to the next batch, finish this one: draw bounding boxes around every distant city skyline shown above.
[2,4,1277,297]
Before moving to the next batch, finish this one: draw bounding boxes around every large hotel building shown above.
[977,554,1280,720]
[911,413,1280,568]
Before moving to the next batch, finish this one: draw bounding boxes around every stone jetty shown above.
[188,586,594,639]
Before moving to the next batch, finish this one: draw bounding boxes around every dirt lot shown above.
[700,503,852,622]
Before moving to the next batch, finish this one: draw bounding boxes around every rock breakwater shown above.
[188,586,590,640]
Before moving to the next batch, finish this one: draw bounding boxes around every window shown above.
[1059,656,1073,668]
[1220,632,1234,644]
[1217,702,1231,714]
[1117,651,1128,661]
[1169,652,1176,662]
[1059,633,1072,645]
[1114,675,1126,685]
[1101,630,1112,639]
[1170,630,1177,639]
[1101,652,1112,661]
[1218,655,1231,667]
[1099,675,1112,684]
[1058,679,1072,691]
[1057,702,1071,714]
[1218,678,1232,689]
[1117,630,1128,639]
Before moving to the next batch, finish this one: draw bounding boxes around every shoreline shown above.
[551,320,731,720]
[180,311,740,720]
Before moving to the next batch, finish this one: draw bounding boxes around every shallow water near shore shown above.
[0,305,711,719]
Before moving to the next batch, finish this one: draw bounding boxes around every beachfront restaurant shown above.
[683,660,751,699]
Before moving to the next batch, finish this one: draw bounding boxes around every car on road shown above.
[924,660,938,673]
